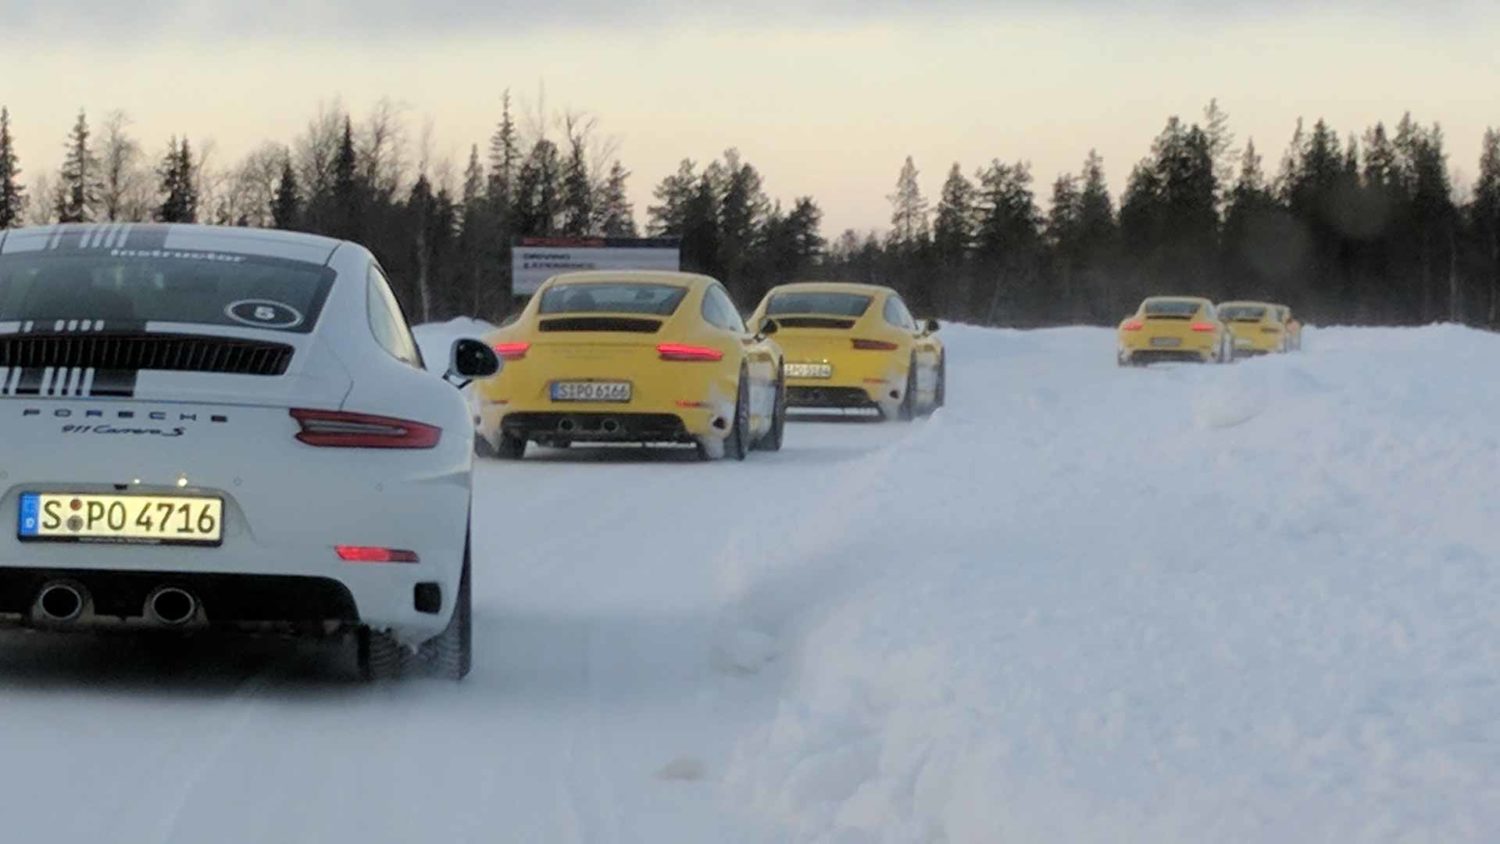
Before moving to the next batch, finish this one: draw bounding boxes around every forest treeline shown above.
[0,98,1497,329]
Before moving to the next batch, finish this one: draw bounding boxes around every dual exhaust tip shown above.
[556,418,622,435]
[34,582,199,627]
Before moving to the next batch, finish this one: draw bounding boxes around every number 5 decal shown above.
[226,299,304,330]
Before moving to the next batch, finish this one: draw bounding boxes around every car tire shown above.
[725,368,751,461]
[357,627,410,681]
[896,359,918,422]
[933,355,946,410]
[417,544,472,681]
[494,431,527,460]
[474,432,497,458]
[756,371,786,452]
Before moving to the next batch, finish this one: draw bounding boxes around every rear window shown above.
[1142,301,1201,318]
[1220,305,1268,321]
[0,252,333,333]
[766,292,873,317]
[538,283,688,316]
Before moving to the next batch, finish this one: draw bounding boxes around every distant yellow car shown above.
[476,271,785,461]
[1217,301,1287,355]
[1117,297,1233,365]
[1274,304,1303,351]
[748,282,944,420]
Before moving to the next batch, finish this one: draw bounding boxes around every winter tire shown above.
[756,371,786,452]
[494,431,527,460]
[725,368,751,461]
[896,359,918,422]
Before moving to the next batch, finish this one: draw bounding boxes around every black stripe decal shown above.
[13,367,45,396]
[121,226,170,252]
[89,369,137,398]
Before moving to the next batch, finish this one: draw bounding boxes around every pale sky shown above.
[3,1,1498,234]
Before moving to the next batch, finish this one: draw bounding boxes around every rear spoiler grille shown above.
[0,333,293,376]
[1144,315,1192,321]
[774,317,857,330]
[539,317,663,334]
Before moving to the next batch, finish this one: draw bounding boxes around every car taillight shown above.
[658,343,724,362]
[851,339,900,351]
[336,545,420,564]
[493,342,530,361]
[1122,320,1144,331]
[1190,322,1216,332]
[291,409,442,449]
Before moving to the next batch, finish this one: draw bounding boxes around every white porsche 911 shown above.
[0,223,498,680]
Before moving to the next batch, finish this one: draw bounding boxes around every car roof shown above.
[544,270,715,289]
[769,281,894,296]
[1142,296,1212,306]
[0,223,346,266]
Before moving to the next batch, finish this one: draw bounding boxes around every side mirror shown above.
[445,338,500,388]
[757,318,780,338]
[924,318,941,335]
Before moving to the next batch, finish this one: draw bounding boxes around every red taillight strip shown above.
[493,342,530,361]
[1122,320,1144,331]
[291,409,442,449]
[336,545,420,564]
[851,339,900,351]
[1190,323,1216,333]
[658,343,724,362]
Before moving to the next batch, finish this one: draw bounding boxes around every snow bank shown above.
[726,325,1500,842]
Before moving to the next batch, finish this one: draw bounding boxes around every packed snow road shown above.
[0,323,1494,843]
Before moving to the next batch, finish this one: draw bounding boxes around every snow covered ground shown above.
[0,323,1493,842]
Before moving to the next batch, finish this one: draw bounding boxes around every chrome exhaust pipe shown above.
[557,418,577,434]
[601,419,621,435]
[146,587,198,626]
[36,582,86,623]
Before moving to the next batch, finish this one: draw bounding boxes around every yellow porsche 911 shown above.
[1117,296,1233,366]
[1217,301,1287,355]
[476,271,785,461]
[748,282,944,420]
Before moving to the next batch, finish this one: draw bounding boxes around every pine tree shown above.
[331,117,360,239]
[1046,174,1082,321]
[456,146,492,317]
[931,163,976,318]
[0,108,25,229]
[717,150,767,295]
[156,137,198,223]
[560,133,594,236]
[271,156,300,229]
[596,161,637,237]
[647,159,697,235]
[1222,139,1288,302]
[1075,150,1119,320]
[1474,128,1500,325]
[514,138,562,237]
[1203,98,1237,209]
[888,155,929,246]
[408,173,437,323]
[680,170,722,277]
[973,161,1042,324]
[55,110,101,223]
[487,91,520,208]
[1119,117,1219,302]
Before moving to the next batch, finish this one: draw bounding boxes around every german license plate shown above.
[19,493,223,545]
[1150,337,1181,348]
[550,381,632,402]
[785,362,833,379]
